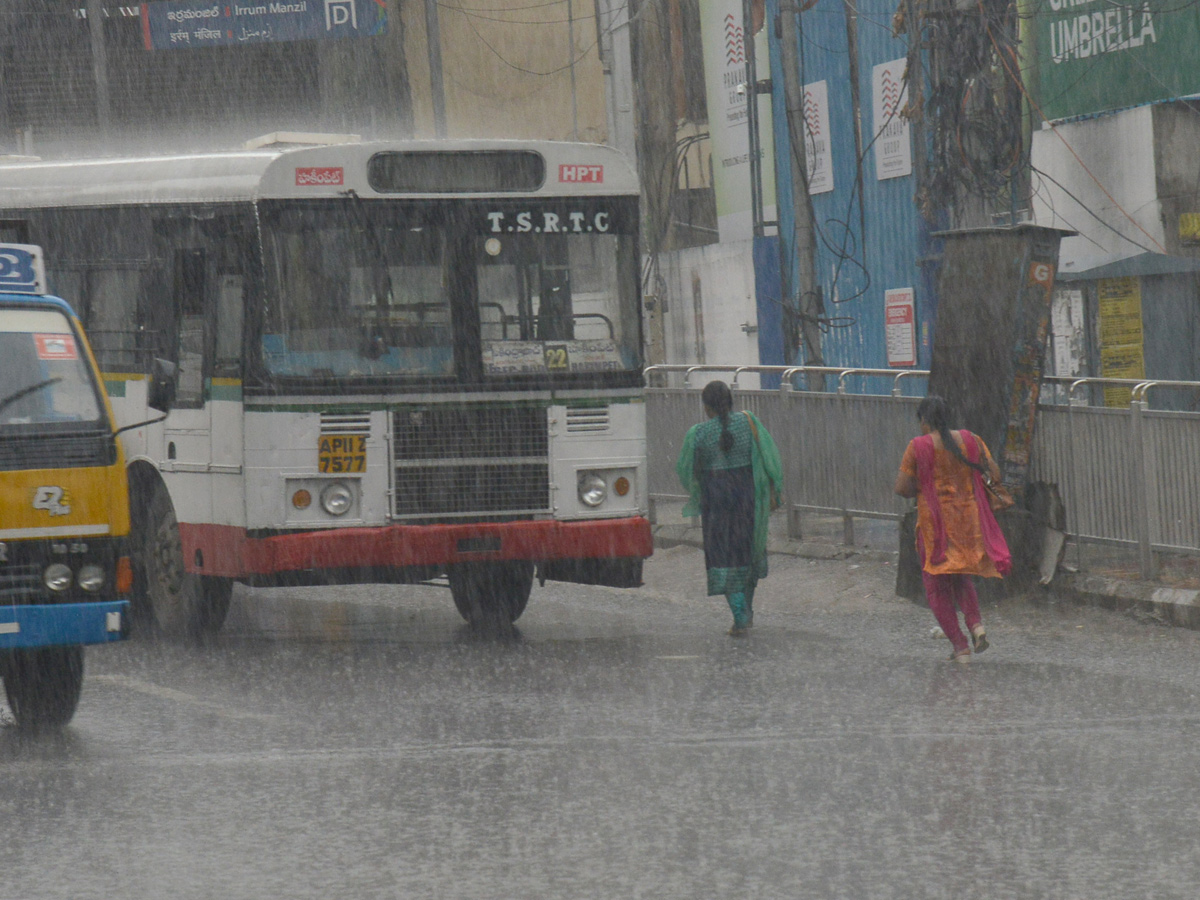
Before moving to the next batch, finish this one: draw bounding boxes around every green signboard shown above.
[1025,0,1198,120]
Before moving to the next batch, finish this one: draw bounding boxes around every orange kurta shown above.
[899,432,1000,577]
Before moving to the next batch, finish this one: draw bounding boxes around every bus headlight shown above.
[43,563,72,593]
[578,473,607,507]
[320,482,354,516]
[78,564,106,593]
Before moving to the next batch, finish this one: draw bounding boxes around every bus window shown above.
[0,220,29,244]
[174,249,207,406]
[87,269,142,372]
[50,269,84,314]
[215,273,244,377]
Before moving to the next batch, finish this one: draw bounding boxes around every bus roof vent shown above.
[243,132,362,151]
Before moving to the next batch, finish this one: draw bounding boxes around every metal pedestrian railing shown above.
[646,365,1200,578]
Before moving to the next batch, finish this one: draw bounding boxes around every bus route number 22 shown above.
[544,344,570,372]
[318,435,367,473]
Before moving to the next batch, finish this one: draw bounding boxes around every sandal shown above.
[948,648,971,664]
[971,627,989,654]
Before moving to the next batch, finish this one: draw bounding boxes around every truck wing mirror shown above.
[147,358,177,413]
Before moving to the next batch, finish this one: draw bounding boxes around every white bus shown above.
[0,139,650,637]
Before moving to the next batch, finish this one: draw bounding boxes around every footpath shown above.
[650,499,1200,630]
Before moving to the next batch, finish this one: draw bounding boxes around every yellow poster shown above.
[1097,277,1144,407]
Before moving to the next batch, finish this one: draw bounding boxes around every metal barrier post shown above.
[833,386,852,545]
[788,505,803,540]
[1134,384,1161,579]
[1067,378,1089,572]
[1130,388,1156,578]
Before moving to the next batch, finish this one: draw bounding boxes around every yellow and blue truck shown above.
[0,244,161,728]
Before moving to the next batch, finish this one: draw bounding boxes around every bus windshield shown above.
[259,198,641,381]
[261,201,455,380]
[0,308,104,429]
[475,219,640,378]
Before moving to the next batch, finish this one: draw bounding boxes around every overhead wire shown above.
[980,1,1170,253]
[788,8,873,314]
[449,0,644,77]
[1029,171,1119,253]
[1030,166,1163,256]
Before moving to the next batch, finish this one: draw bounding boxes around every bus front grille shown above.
[391,406,549,518]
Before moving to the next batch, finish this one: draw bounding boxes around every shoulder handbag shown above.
[965,431,1015,512]
[982,473,1016,512]
[743,411,782,511]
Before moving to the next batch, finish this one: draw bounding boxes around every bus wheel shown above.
[3,646,84,730]
[136,489,232,641]
[448,561,534,629]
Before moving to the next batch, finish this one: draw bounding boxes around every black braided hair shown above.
[702,380,735,453]
[916,395,988,475]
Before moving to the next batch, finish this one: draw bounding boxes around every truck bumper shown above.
[182,516,654,577]
[0,600,129,651]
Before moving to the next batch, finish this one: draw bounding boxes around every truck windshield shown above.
[0,308,104,429]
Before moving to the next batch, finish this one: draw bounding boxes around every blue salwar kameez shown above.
[676,411,783,629]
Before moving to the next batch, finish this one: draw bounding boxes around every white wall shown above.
[658,240,762,386]
[1030,105,1163,275]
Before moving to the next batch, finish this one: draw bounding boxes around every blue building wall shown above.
[754,234,784,388]
[766,0,935,392]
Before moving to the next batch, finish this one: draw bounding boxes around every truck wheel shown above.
[134,488,232,641]
[3,646,84,730]
[448,561,534,629]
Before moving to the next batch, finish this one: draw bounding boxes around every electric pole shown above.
[777,2,824,386]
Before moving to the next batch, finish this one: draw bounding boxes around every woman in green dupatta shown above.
[676,381,784,635]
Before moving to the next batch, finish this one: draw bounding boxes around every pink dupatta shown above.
[912,431,1012,576]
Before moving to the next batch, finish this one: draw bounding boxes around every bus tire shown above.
[135,488,232,641]
[448,561,534,629]
[3,646,84,730]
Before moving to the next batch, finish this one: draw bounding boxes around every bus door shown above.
[156,218,247,477]
[162,247,212,472]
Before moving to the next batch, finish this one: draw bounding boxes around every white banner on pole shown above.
[872,59,912,181]
[802,80,833,195]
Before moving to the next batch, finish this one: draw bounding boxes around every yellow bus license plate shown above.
[318,435,367,473]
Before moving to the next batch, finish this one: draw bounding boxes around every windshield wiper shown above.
[340,188,394,360]
[0,377,61,416]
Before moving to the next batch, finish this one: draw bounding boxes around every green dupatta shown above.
[676,410,784,567]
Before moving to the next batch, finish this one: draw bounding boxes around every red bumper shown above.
[180,517,653,577]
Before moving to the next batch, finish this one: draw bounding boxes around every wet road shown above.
[3,546,1200,899]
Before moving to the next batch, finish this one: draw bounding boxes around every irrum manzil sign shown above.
[142,0,387,50]
[1025,0,1195,120]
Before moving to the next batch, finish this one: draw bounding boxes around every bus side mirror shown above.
[147,358,177,413]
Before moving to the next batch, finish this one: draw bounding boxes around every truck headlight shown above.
[321,482,354,516]
[43,563,72,593]
[78,564,105,593]
[578,473,607,507]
